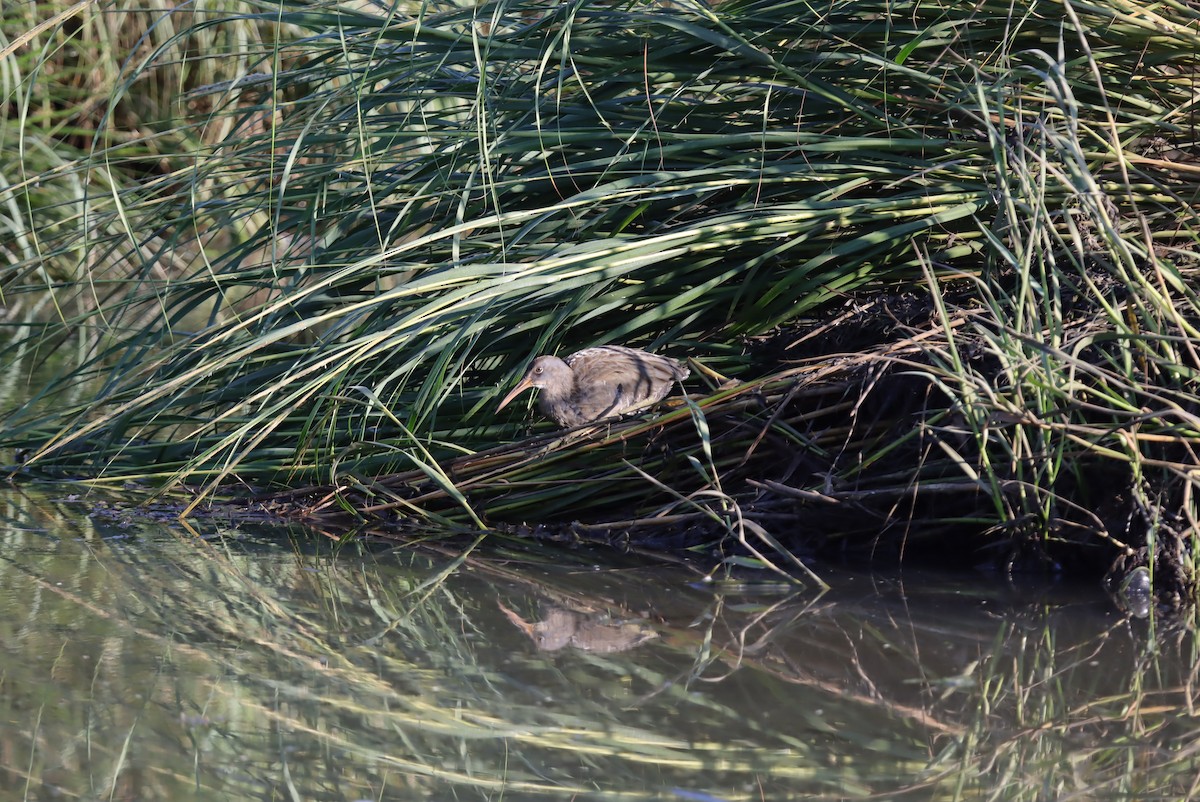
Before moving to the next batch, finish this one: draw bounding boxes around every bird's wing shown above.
[569,347,680,407]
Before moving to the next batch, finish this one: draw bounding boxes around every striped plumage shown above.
[497,345,688,427]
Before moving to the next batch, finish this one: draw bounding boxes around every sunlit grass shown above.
[2,0,1200,595]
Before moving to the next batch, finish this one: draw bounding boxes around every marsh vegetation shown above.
[3,0,1200,601]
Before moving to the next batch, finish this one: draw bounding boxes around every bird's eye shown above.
[533,366,543,375]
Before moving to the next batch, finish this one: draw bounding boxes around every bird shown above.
[496,345,689,427]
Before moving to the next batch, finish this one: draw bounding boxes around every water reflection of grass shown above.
[935,616,1200,800]
[1,489,1198,799]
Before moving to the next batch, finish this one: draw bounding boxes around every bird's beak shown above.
[496,375,534,413]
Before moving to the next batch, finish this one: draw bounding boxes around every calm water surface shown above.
[0,486,1197,801]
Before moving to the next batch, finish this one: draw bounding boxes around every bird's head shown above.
[496,355,572,412]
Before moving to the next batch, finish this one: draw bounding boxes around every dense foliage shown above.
[3,0,1200,594]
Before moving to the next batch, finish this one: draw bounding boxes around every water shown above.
[0,486,1197,801]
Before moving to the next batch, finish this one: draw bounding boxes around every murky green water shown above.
[0,486,1197,801]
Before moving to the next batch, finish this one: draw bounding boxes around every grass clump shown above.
[3,0,1200,598]
[0,0,299,310]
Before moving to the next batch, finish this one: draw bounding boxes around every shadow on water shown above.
[0,486,1197,801]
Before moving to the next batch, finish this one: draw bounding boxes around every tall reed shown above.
[4,0,1200,592]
